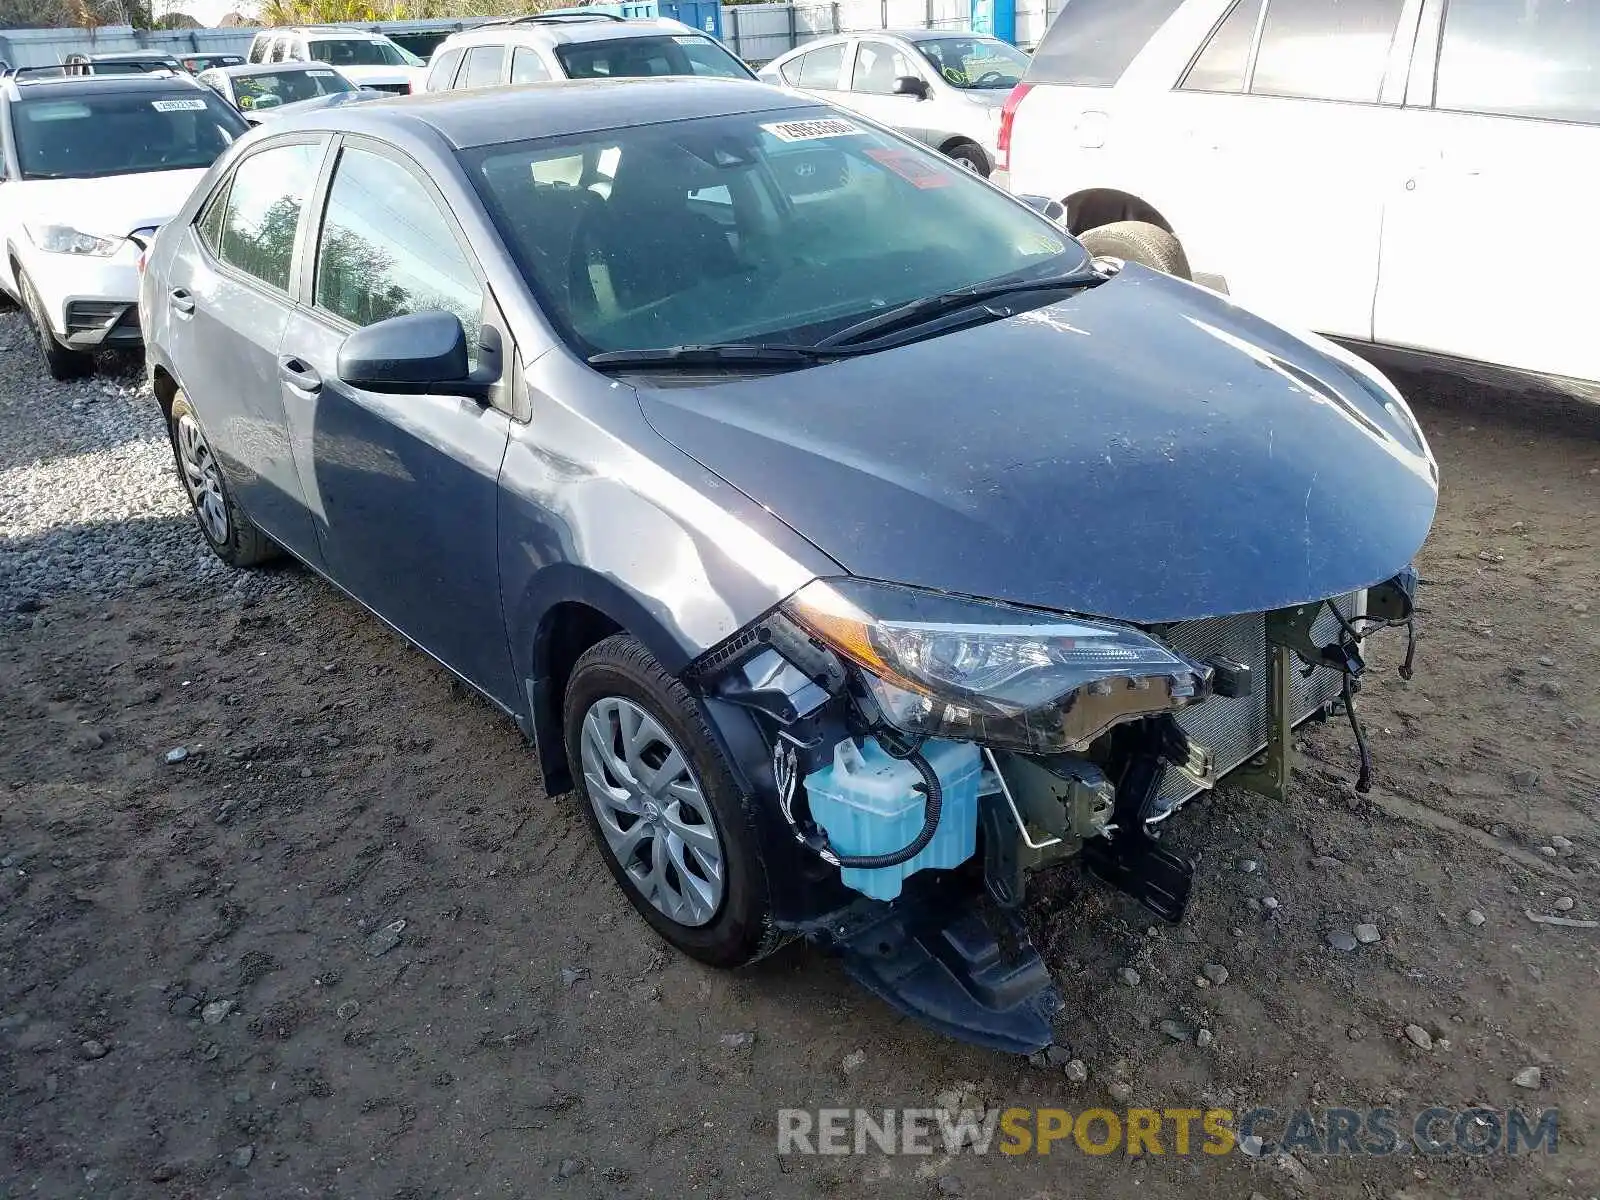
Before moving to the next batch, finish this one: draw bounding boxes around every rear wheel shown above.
[1079,220,1193,280]
[563,633,782,968]
[945,142,989,176]
[19,270,93,381]
[168,390,278,568]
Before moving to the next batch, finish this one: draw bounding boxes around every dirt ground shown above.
[2,366,1597,1199]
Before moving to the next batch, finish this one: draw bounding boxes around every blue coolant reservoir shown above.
[804,737,981,901]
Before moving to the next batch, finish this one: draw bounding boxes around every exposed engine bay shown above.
[692,568,1420,1054]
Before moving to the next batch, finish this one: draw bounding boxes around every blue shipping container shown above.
[970,0,1017,44]
[563,1,723,38]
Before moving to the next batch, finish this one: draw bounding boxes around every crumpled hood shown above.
[635,266,1438,625]
[11,170,208,240]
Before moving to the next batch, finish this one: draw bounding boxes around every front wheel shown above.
[945,142,989,176]
[168,391,279,568]
[1079,221,1193,281]
[563,633,783,968]
[19,271,93,381]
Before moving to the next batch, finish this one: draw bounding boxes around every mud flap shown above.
[824,896,1062,1055]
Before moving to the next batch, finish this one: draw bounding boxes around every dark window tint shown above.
[1435,0,1600,126]
[1028,0,1183,87]
[460,44,505,89]
[314,148,482,351]
[217,142,322,291]
[1251,0,1405,103]
[1182,0,1263,92]
[555,34,749,80]
[793,42,845,89]
[427,46,463,90]
[510,46,551,84]
[851,41,921,94]
[12,91,246,181]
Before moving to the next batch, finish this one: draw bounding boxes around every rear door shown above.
[161,138,328,564]
[1374,0,1600,381]
[278,138,517,703]
[773,39,849,102]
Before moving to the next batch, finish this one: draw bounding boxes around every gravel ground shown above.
[2,309,1598,1199]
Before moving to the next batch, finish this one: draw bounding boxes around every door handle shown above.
[278,355,322,392]
[168,287,195,315]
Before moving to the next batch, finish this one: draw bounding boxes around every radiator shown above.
[1146,595,1359,823]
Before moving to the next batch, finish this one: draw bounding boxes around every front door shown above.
[844,40,935,147]
[279,139,517,704]
[163,138,327,563]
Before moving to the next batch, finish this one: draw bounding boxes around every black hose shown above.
[823,746,945,870]
[1341,671,1373,793]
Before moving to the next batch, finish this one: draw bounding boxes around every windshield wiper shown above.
[814,267,1107,349]
[586,343,842,370]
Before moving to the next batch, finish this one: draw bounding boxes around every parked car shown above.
[0,72,247,379]
[62,51,184,76]
[197,62,362,119]
[141,77,1433,1053]
[245,27,424,95]
[179,53,246,74]
[758,29,1029,175]
[422,12,754,92]
[999,0,1600,398]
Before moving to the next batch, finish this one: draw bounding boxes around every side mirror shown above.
[892,75,930,99]
[337,310,489,399]
[1015,193,1067,223]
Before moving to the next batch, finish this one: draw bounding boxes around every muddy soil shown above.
[2,368,1597,1199]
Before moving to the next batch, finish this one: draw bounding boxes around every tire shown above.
[945,142,989,176]
[18,270,93,381]
[1079,220,1193,280]
[167,390,279,568]
[564,633,782,968]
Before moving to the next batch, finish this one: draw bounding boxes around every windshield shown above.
[914,37,1029,88]
[233,67,354,109]
[555,34,753,81]
[12,91,247,180]
[464,107,1083,356]
[308,39,412,68]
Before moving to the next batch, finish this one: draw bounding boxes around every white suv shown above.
[999,0,1600,396]
[245,27,425,95]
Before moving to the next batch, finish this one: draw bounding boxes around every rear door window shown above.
[1433,0,1600,126]
[793,42,845,89]
[510,46,551,84]
[460,44,506,89]
[1027,0,1184,87]
[216,141,324,291]
[1181,0,1264,93]
[1249,0,1406,104]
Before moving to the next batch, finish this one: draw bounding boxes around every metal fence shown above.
[0,1,1064,71]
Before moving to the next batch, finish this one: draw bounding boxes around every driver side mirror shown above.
[892,75,930,99]
[337,310,492,400]
[1015,193,1067,224]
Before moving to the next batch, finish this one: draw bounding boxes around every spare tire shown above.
[1079,221,1193,281]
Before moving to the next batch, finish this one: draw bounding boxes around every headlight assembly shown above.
[783,578,1212,753]
[25,224,122,257]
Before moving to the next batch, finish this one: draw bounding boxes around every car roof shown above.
[3,72,201,99]
[443,16,701,49]
[262,76,811,150]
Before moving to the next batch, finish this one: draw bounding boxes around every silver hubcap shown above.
[579,696,725,927]
[176,411,228,545]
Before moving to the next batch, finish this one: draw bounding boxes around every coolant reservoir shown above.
[804,737,981,901]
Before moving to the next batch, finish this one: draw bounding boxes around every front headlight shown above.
[783,578,1212,753]
[25,224,122,257]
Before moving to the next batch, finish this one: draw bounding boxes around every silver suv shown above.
[423,12,754,91]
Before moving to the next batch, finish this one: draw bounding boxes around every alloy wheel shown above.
[175,411,229,546]
[579,695,725,927]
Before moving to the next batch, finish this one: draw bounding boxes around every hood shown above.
[334,64,418,87]
[12,170,208,240]
[635,267,1438,625]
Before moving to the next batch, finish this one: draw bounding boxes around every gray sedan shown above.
[758,30,1029,175]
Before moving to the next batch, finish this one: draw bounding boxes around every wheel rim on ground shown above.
[175,411,229,545]
[579,695,725,927]
[956,154,981,173]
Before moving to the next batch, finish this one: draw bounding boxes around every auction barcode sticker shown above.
[152,98,208,112]
[308,69,338,77]
[761,117,864,142]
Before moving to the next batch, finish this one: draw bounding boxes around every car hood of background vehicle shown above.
[635,267,1439,625]
[12,170,208,240]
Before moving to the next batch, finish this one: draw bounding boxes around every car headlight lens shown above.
[25,224,122,257]
[783,578,1212,753]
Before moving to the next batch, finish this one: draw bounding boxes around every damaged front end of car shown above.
[688,567,1421,1054]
